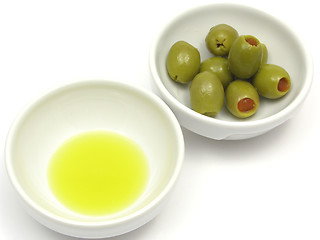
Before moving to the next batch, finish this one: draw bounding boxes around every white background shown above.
[1,0,319,239]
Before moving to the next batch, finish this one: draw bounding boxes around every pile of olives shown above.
[166,24,291,119]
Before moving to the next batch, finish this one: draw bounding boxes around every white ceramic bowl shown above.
[149,3,313,140]
[5,80,184,238]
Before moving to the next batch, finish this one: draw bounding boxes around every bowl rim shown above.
[149,3,313,130]
[4,79,185,227]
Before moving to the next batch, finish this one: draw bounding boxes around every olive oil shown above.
[47,130,149,216]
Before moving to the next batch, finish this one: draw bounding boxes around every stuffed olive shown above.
[190,71,224,116]
[205,24,239,56]
[228,35,262,79]
[226,80,260,118]
[166,41,201,84]
[200,57,233,89]
[253,64,291,99]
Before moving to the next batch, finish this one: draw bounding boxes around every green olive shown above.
[205,24,239,56]
[228,35,262,79]
[166,41,200,84]
[252,64,291,99]
[190,71,224,116]
[261,43,268,65]
[226,80,260,118]
[200,57,233,89]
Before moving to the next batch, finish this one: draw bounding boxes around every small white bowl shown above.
[5,80,184,238]
[149,3,313,140]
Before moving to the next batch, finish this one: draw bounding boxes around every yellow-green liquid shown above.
[47,130,149,216]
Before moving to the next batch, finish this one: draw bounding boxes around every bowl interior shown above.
[153,4,309,122]
[6,80,183,222]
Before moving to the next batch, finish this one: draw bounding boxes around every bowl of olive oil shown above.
[5,80,184,238]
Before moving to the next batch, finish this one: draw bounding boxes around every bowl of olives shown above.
[149,3,313,140]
